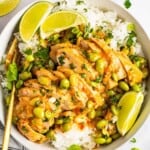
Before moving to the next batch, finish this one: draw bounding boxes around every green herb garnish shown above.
[126,31,136,47]
[69,63,76,69]
[34,48,49,60]
[76,0,84,5]
[24,49,32,55]
[6,62,18,82]
[58,55,65,65]
[130,137,136,143]
[94,75,103,83]
[83,8,88,12]
[124,0,132,9]
[81,63,88,70]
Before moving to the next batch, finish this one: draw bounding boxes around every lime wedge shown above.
[19,1,54,43]
[0,0,20,16]
[117,91,144,136]
[40,10,87,39]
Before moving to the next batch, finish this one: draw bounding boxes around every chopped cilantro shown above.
[34,48,49,60]
[83,8,88,12]
[127,37,134,47]
[54,99,60,106]
[107,32,113,39]
[83,24,93,39]
[69,63,76,69]
[82,50,89,58]
[24,49,32,55]
[80,73,87,78]
[6,62,18,82]
[67,144,82,150]
[126,31,136,47]
[124,0,132,9]
[76,0,84,5]
[130,137,136,143]
[58,55,65,65]
[94,75,103,83]
[81,63,88,70]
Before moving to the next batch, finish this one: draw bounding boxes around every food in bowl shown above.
[0,0,149,150]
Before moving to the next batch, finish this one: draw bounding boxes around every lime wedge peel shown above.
[117,91,144,136]
[19,1,54,43]
[40,10,87,39]
[0,0,20,16]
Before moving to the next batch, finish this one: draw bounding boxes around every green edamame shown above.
[60,78,70,89]
[33,107,44,119]
[119,81,129,91]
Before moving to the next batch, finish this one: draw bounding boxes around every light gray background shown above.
[0,0,150,150]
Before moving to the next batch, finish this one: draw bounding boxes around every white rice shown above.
[52,124,96,150]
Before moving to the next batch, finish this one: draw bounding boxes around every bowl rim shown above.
[0,0,150,150]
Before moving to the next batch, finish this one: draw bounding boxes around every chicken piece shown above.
[34,68,57,81]
[18,87,42,98]
[30,118,54,134]
[24,79,41,89]
[14,98,33,119]
[53,71,66,79]
[77,37,102,52]
[17,120,47,143]
[58,67,104,107]
[50,42,73,61]
[116,52,143,85]
[51,47,98,80]
[91,38,127,89]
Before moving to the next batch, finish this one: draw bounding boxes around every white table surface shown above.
[0,0,150,150]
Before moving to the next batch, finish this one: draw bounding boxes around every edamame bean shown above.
[38,76,50,86]
[89,52,100,62]
[16,80,23,89]
[62,123,72,132]
[96,119,108,129]
[119,81,129,91]
[107,90,116,97]
[72,27,80,34]
[26,55,34,62]
[46,130,55,140]
[106,137,112,144]
[56,118,64,125]
[88,109,96,119]
[111,105,119,116]
[69,74,78,87]
[131,84,141,92]
[87,101,94,109]
[33,107,44,119]
[95,59,105,74]
[19,71,32,80]
[45,110,53,120]
[60,78,70,89]
[94,137,106,144]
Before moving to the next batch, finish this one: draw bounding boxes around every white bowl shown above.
[0,0,150,149]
